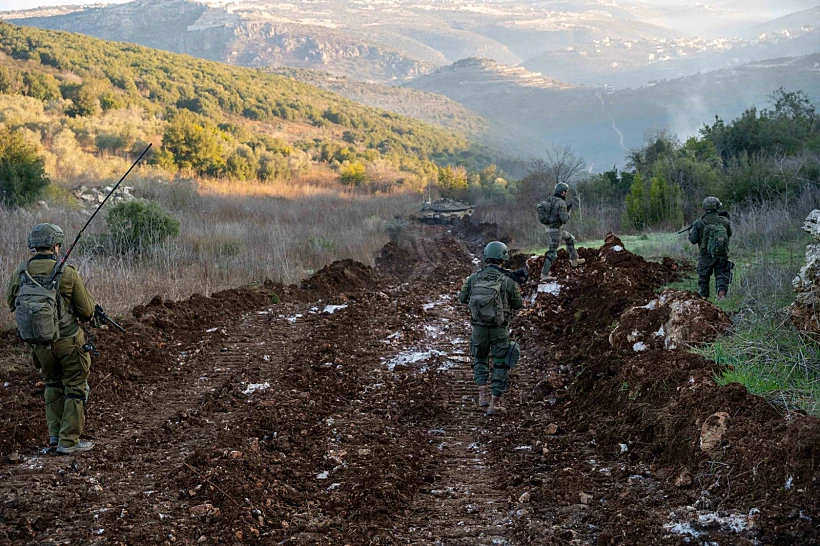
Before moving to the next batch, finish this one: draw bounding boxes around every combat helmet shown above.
[702,196,722,211]
[554,182,569,196]
[28,223,65,250]
[483,241,509,262]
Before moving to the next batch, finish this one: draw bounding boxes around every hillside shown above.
[0,22,506,185]
[744,5,820,37]
[406,54,820,168]
[6,0,683,83]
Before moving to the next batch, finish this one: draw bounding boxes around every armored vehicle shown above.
[413,199,474,225]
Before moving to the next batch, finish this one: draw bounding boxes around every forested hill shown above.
[0,22,507,183]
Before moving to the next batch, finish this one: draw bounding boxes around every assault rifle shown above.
[45,143,151,290]
[505,267,529,285]
[94,304,125,333]
[677,210,730,235]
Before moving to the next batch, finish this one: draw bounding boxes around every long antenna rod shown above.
[47,143,152,286]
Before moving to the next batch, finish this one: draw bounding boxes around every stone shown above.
[579,492,593,504]
[189,504,221,518]
[545,423,559,435]
[518,491,531,503]
[700,412,730,453]
[674,469,693,488]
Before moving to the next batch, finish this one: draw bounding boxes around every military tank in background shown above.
[412,198,474,225]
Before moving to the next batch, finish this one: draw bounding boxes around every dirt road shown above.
[0,225,818,545]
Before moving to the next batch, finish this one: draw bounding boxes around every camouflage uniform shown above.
[537,194,582,279]
[458,265,523,396]
[689,211,732,298]
[7,253,95,449]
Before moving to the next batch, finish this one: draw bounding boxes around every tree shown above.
[0,127,50,208]
[158,109,225,176]
[340,161,366,186]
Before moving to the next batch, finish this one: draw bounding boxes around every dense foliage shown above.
[0,126,49,207]
[0,22,504,187]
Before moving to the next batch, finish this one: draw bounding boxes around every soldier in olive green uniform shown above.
[7,224,96,454]
[689,197,733,300]
[459,242,523,415]
[537,182,586,281]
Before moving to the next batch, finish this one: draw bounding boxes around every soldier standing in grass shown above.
[459,241,523,415]
[689,197,733,300]
[6,224,96,455]
[537,182,586,281]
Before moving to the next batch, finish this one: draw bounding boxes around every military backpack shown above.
[704,221,729,259]
[537,196,562,227]
[468,270,507,326]
[14,262,73,344]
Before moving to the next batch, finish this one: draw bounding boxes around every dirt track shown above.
[0,224,818,545]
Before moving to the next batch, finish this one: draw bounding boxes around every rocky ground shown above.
[0,224,818,545]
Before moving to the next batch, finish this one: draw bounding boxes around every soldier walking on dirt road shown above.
[458,242,523,415]
[537,182,586,281]
[689,197,733,300]
[6,224,96,455]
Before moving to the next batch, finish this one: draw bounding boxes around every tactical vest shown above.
[537,196,563,228]
[468,268,509,326]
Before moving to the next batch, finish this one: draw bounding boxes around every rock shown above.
[229,450,243,459]
[545,423,559,435]
[674,469,693,488]
[700,411,730,453]
[6,452,21,464]
[790,211,820,340]
[189,503,221,518]
[579,492,593,504]
[518,491,531,503]
[610,289,731,351]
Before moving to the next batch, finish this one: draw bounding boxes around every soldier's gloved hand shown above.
[567,202,575,212]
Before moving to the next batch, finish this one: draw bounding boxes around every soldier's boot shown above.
[540,258,556,281]
[478,385,489,407]
[56,439,93,455]
[486,396,506,416]
[570,258,586,267]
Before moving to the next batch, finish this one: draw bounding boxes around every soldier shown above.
[6,224,96,454]
[458,241,523,415]
[689,197,732,300]
[537,182,586,281]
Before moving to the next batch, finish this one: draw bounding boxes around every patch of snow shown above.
[619,443,629,453]
[437,360,457,371]
[315,471,329,480]
[256,310,270,315]
[384,349,446,371]
[472,257,482,265]
[785,475,793,490]
[242,382,270,395]
[263,355,271,362]
[537,282,561,295]
[287,314,303,323]
[664,522,702,538]
[514,445,533,451]
[322,305,348,314]
[327,483,342,491]
[612,245,624,252]
[633,342,647,352]
[205,327,218,333]
[424,324,443,338]
[654,325,665,337]
[639,299,658,310]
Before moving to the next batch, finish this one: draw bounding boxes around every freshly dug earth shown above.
[0,228,817,545]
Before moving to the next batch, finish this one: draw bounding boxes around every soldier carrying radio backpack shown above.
[689,197,733,300]
[6,224,96,455]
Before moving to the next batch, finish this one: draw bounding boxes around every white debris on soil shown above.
[537,282,561,295]
[423,294,452,311]
[472,257,482,265]
[327,483,342,491]
[654,325,665,337]
[632,342,647,352]
[242,382,270,395]
[612,245,624,252]
[287,314,303,323]
[664,509,758,539]
[383,349,447,371]
[514,445,533,451]
[315,471,330,480]
[322,304,348,314]
[205,327,218,333]
[424,324,443,338]
[785,475,793,490]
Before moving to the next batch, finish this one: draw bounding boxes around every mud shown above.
[0,228,817,545]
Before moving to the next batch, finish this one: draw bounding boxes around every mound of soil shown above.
[300,259,378,298]
[609,288,732,351]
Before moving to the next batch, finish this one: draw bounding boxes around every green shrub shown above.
[105,200,180,254]
[0,126,50,207]
[340,161,366,186]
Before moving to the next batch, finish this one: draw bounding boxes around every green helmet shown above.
[703,196,722,211]
[483,241,509,262]
[28,223,65,250]
[554,182,569,196]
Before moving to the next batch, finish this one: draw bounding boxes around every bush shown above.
[340,161,366,186]
[104,200,180,254]
[0,126,50,207]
